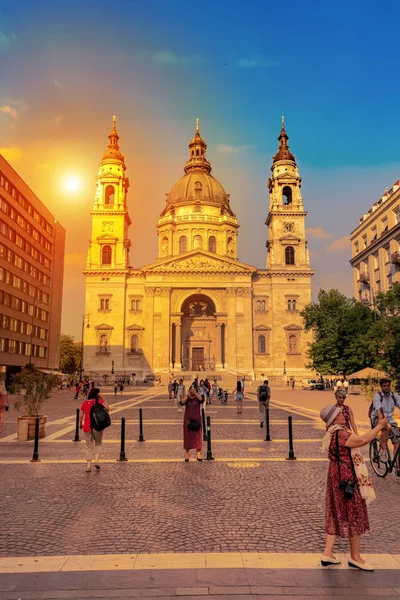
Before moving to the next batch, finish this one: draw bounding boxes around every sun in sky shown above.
[63,175,82,194]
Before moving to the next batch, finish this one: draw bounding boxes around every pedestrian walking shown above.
[176,378,186,413]
[257,379,271,427]
[168,381,173,399]
[119,382,124,395]
[79,387,110,473]
[0,381,9,433]
[335,390,357,434]
[113,382,118,396]
[180,387,204,461]
[211,380,218,400]
[319,403,386,571]
[343,379,349,395]
[233,380,244,415]
[291,378,295,389]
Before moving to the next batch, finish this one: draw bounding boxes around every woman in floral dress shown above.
[320,404,387,571]
[180,387,204,462]
[335,390,358,433]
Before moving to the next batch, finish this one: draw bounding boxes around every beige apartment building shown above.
[350,181,400,303]
[0,155,65,384]
[83,117,314,380]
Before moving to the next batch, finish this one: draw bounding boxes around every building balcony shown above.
[359,272,370,284]
[391,251,400,265]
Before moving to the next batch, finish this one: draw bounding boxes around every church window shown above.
[288,334,298,352]
[179,236,188,253]
[105,185,115,205]
[194,204,201,212]
[105,299,110,310]
[257,300,261,311]
[287,300,291,311]
[193,235,203,249]
[102,245,112,265]
[130,334,138,352]
[285,246,295,265]
[292,299,296,310]
[136,300,140,310]
[208,236,216,253]
[258,335,266,354]
[196,149,200,157]
[283,186,292,205]
[100,299,105,310]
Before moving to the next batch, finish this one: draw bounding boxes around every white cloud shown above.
[217,144,254,154]
[0,28,16,52]
[306,226,333,239]
[326,236,351,253]
[0,105,17,118]
[55,115,63,124]
[53,80,63,89]
[137,50,210,67]
[236,55,279,68]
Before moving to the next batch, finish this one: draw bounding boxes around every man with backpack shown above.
[257,379,271,428]
[370,378,400,464]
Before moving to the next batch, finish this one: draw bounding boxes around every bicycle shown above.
[369,435,400,478]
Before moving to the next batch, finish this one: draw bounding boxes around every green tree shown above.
[301,289,375,375]
[59,334,81,374]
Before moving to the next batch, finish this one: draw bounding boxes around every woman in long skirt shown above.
[180,387,204,462]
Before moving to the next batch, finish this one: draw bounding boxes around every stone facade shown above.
[83,117,314,380]
[350,180,400,303]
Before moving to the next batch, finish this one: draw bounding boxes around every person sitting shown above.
[370,378,400,466]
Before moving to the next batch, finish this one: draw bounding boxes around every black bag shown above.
[188,419,201,431]
[335,431,356,500]
[90,398,111,432]
[259,385,270,402]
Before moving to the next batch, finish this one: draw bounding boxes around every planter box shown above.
[17,415,47,441]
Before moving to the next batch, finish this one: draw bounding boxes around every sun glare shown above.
[63,175,82,193]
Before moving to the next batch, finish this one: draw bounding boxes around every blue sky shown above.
[1,0,399,337]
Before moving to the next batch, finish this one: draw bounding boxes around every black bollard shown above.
[202,407,207,442]
[73,408,80,442]
[206,415,214,460]
[265,406,271,442]
[286,415,296,460]
[138,408,144,442]
[31,417,40,463]
[118,417,128,461]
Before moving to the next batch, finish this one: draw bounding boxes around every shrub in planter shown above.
[13,364,58,440]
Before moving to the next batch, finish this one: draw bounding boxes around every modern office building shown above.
[0,154,65,383]
[350,181,400,303]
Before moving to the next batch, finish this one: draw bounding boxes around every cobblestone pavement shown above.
[1,386,399,561]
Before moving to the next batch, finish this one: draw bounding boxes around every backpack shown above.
[368,391,396,419]
[90,398,111,432]
[259,385,270,402]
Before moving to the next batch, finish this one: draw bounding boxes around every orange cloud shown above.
[0,105,17,118]
[306,226,333,239]
[0,147,22,161]
[326,236,351,253]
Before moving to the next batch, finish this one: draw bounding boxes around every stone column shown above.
[175,323,182,370]
[215,323,222,369]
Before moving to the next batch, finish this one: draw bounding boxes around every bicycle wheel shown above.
[369,438,388,477]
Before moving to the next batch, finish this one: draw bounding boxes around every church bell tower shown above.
[266,117,311,274]
[86,116,131,271]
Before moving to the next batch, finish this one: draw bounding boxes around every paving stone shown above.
[176,588,209,596]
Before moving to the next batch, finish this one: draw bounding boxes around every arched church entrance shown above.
[180,294,217,371]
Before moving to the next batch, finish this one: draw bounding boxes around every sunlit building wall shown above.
[0,155,65,381]
[350,182,400,304]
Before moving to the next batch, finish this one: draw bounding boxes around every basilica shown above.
[83,117,314,380]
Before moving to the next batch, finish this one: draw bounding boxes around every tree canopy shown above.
[59,334,81,374]
[301,284,400,381]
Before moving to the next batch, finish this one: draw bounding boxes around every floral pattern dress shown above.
[325,429,370,538]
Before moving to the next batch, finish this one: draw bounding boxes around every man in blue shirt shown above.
[370,378,400,461]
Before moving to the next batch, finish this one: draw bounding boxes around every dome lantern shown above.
[101,115,125,164]
[184,118,212,174]
[272,116,296,165]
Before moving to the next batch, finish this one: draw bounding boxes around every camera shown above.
[339,480,355,500]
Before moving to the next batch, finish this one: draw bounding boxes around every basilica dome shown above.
[166,170,229,207]
[162,120,232,214]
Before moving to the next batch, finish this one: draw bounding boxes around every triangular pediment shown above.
[141,251,256,274]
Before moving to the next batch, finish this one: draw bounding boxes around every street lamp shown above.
[79,314,90,380]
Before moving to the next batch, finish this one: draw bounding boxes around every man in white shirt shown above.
[370,378,400,461]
